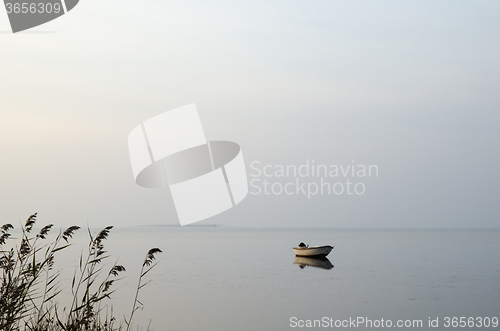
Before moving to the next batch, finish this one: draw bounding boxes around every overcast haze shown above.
[1,0,499,228]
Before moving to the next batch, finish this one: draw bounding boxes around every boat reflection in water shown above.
[294,256,334,270]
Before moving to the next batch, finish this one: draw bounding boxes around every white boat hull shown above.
[293,245,334,257]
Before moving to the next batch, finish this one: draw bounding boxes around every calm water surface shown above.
[43,228,500,330]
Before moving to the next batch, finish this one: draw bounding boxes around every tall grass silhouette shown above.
[0,213,162,331]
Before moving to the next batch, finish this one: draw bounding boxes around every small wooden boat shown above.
[293,245,334,257]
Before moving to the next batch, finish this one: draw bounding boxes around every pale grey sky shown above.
[1,0,499,228]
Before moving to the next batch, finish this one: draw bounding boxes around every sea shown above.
[7,227,500,330]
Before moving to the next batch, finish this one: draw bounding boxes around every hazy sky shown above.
[1,0,499,228]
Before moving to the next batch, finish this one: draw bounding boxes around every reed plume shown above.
[0,213,162,331]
